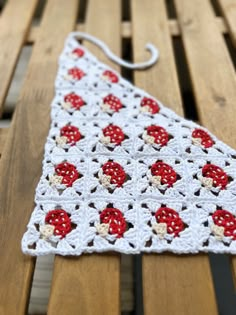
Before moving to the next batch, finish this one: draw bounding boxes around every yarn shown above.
[55,162,79,187]
[45,209,72,239]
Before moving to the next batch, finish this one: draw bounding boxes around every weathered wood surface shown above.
[0,0,38,116]
[0,127,8,156]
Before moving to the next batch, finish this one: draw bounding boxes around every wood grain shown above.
[132,1,218,314]
[143,254,218,315]
[0,0,78,314]
[0,0,38,116]
[0,127,8,157]
[48,1,121,314]
[49,254,120,315]
[169,17,228,36]
[218,0,236,46]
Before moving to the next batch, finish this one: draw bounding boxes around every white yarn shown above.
[67,31,159,69]
[22,33,236,256]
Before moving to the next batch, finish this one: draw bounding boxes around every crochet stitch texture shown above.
[22,34,236,255]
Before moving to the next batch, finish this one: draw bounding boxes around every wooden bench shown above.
[0,0,236,314]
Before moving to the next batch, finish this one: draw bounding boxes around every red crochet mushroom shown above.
[192,128,214,148]
[60,125,82,145]
[71,47,85,58]
[150,162,177,187]
[102,124,125,145]
[140,97,160,114]
[144,125,169,146]
[102,70,119,83]
[202,164,228,189]
[64,92,85,110]
[155,207,184,237]
[101,161,127,187]
[55,162,79,187]
[45,209,72,238]
[67,67,85,80]
[102,94,123,112]
[212,209,236,239]
[100,208,126,238]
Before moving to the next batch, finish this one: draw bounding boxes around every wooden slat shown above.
[27,16,228,44]
[49,254,120,315]
[131,1,183,113]
[218,0,236,46]
[85,0,120,71]
[131,1,218,314]
[144,255,218,315]
[0,0,38,116]
[0,1,78,314]
[174,0,236,290]
[48,1,121,314]
[0,127,8,156]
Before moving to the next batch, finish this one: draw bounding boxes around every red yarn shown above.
[102,124,125,145]
[141,97,160,114]
[102,161,126,187]
[68,67,85,80]
[60,125,82,145]
[55,162,79,187]
[146,125,169,146]
[192,128,214,148]
[102,70,119,83]
[64,93,85,110]
[151,162,177,187]
[45,209,72,238]
[100,208,126,237]
[71,48,85,58]
[155,207,184,237]
[103,94,123,112]
[202,164,228,189]
[212,209,236,239]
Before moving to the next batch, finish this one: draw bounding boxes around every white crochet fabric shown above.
[22,33,236,256]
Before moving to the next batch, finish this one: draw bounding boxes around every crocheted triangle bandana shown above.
[22,32,236,256]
